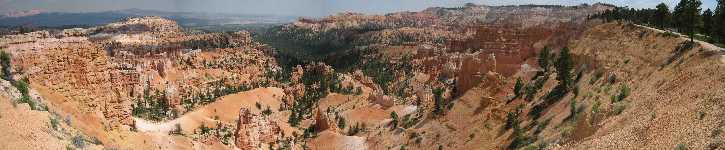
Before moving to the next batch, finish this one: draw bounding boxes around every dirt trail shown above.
[634,24,724,52]
[633,24,725,64]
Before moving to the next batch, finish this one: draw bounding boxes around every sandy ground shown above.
[309,131,368,150]
[0,95,71,149]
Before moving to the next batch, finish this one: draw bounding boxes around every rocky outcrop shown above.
[0,16,280,129]
[313,109,335,132]
[234,108,282,149]
[1,36,135,128]
[456,52,497,96]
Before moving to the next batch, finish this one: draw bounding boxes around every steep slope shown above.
[555,22,725,149]
[306,21,725,150]
[0,79,103,149]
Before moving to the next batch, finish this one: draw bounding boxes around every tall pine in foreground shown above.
[673,0,702,42]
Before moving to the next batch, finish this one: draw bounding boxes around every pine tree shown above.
[513,78,523,98]
[703,9,714,40]
[0,51,11,81]
[537,47,551,72]
[654,3,672,29]
[673,0,703,42]
[715,0,725,43]
[555,47,573,89]
[390,111,399,128]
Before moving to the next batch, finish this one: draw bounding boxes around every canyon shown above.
[0,3,723,150]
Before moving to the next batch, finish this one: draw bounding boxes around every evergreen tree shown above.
[432,87,445,116]
[673,0,703,42]
[703,9,714,39]
[654,3,672,29]
[390,111,399,128]
[555,47,573,89]
[513,78,523,98]
[714,0,725,43]
[537,47,551,72]
[0,51,11,81]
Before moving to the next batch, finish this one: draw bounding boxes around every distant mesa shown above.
[2,9,44,18]
[0,9,297,27]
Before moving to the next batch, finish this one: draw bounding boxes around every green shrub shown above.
[401,114,418,129]
[675,143,687,150]
[592,100,601,114]
[390,111,399,128]
[610,84,630,103]
[198,123,211,135]
[72,135,85,149]
[508,123,534,150]
[337,116,346,130]
[613,103,627,115]
[347,122,362,136]
[171,123,183,135]
[262,106,272,116]
[13,79,39,110]
[50,116,60,130]
[432,87,446,116]
[302,127,316,139]
[505,106,523,129]
[607,74,617,84]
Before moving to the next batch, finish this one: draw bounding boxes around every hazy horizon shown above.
[0,0,719,17]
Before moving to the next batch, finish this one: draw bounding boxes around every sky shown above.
[0,0,719,17]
